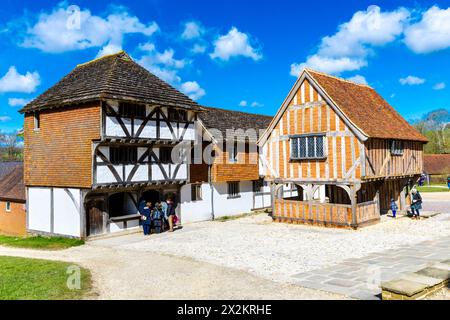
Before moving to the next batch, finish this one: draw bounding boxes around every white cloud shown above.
[404,6,450,54]
[347,75,368,85]
[182,21,204,40]
[191,43,207,54]
[251,102,263,107]
[433,82,446,90]
[291,5,410,75]
[0,66,40,93]
[210,27,262,61]
[399,75,426,85]
[239,100,263,107]
[21,4,158,54]
[291,56,367,76]
[8,98,32,107]
[0,116,12,122]
[96,43,123,58]
[137,43,188,84]
[180,81,206,100]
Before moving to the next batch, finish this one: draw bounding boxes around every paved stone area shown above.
[292,235,450,300]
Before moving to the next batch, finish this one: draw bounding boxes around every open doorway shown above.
[141,190,161,206]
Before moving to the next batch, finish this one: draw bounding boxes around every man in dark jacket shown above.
[140,201,153,235]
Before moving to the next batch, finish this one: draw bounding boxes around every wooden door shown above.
[87,199,105,236]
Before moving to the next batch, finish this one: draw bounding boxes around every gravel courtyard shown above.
[105,193,450,285]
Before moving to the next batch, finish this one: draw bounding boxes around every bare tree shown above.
[0,132,23,161]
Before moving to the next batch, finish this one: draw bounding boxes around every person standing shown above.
[390,199,398,218]
[410,189,422,220]
[141,201,153,235]
[447,175,450,190]
[166,198,176,232]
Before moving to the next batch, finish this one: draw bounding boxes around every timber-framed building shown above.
[258,69,428,228]
[21,52,271,238]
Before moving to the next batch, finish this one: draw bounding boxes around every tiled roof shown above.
[307,69,428,142]
[20,51,202,113]
[199,106,273,142]
[424,154,450,175]
[0,162,22,180]
[0,163,25,202]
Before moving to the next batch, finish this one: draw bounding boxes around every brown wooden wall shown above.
[364,138,424,178]
[24,103,101,188]
[262,78,364,182]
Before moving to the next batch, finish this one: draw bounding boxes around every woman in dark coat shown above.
[140,201,153,235]
[410,189,422,220]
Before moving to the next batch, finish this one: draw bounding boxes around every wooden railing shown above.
[274,199,353,227]
[274,199,380,228]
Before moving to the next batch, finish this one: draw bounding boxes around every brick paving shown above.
[292,235,450,300]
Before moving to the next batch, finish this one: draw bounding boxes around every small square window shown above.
[391,140,404,156]
[191,184,202,201]
[6,201,11,212]
[227,182,240,199]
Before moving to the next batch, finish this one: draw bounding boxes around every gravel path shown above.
[117,212,450,284]
[0,245,343,300]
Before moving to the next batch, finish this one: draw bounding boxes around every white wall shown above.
[180,183,212,223]
[213,181,254,218]
[28,188,52,233]
[28,187,82,237]
[53,188,81,237]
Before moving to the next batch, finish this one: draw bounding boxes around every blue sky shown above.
[1,0,450,132]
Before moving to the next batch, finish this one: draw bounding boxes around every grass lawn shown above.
[0,235,84,250]
[417,185,449,193]
[0,256,92,300]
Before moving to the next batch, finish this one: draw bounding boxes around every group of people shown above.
[389,187,423,219]
[138,198,177,236]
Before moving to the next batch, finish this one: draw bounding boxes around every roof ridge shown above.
[76,51,129,68]
[201,105,272,118]
[305,68,373,88]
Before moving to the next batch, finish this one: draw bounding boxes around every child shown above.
[390,199,398,218]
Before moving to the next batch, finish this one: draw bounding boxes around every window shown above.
[290,135,326,160]
[253,179,264,193]
[110,146,137,165]
[227,182,240,199]
[191,184,202,201]
[160,147,172,164]
[168,108,187,121]
[6,201,11,212]
[391,140,404,156]
[228,141,238,163]
[118,103,146,118]
[34,112,40,130]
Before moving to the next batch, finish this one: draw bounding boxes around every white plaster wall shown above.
[96,165,118,184]
[28,187,52,233]
[53,188,81,237]
[213,181,254,218]
[180,183,212,223]
[160,122,173,140]
[105,116,126,137]
[152,164,165,181]
[175,165,187,180]
[183,124,195,141]
[131,165,148,182]
[139,121,157,139]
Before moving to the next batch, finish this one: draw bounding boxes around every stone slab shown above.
[432,263,450,271]
[381,279,427,297]
[325,278,360,288]
[400,273,443,287]
[416,267,450,281]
